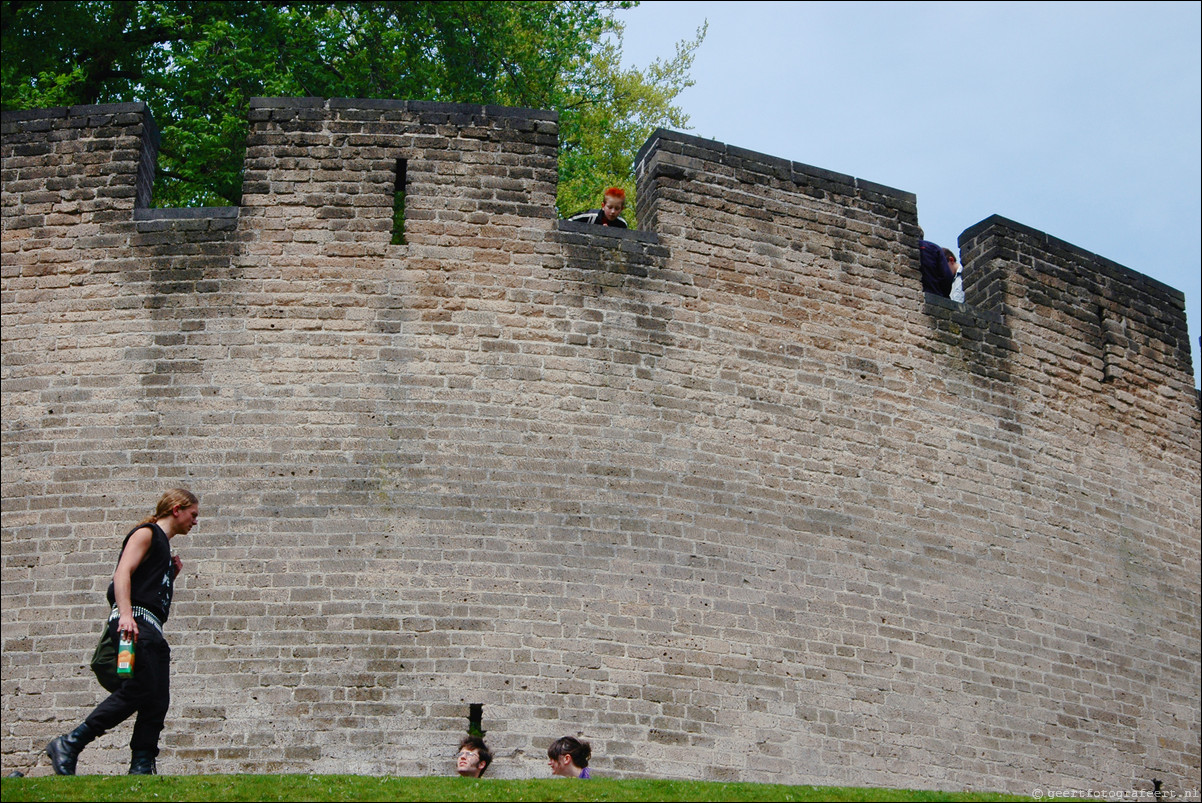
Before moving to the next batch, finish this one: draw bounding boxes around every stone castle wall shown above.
[2,99,1199,796]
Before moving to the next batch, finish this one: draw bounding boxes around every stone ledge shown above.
[134,207,239,220]
[923,292,1004,326]
[555,219,660,244]
[960,214,1182,300]
[1,101,150,122]
[636,127,913,203]
[249,97,558,123]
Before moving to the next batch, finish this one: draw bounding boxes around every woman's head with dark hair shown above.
[547,736,591,777]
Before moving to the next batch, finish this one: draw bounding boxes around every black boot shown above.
[46,723,98,776]
[128,749,157,775]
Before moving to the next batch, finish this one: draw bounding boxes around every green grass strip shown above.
[0,774,1064,802]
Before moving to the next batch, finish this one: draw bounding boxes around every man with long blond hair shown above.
[46,488,198,776]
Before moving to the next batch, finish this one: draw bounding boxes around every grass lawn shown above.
[0,774,1060,802]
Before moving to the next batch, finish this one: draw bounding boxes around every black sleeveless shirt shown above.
[105,522,175,623]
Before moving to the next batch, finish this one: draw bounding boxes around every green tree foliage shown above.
[554,18,705,223]
[1,0,703,222]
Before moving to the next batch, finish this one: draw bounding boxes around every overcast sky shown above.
[618,1,1202,388]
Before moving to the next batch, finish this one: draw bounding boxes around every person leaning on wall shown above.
[547,736,593,778]
[918,228,954,298]
[944,247,965,302]
[565,187,629,228]
[45,488,199,776]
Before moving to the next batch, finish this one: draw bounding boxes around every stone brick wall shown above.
[2,100,1198,797]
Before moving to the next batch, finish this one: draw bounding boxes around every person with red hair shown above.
[566,187,628,229]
